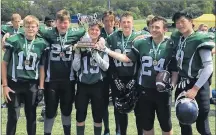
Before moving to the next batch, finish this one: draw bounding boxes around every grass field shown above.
[1,20,216,135]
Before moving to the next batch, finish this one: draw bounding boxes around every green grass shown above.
[1,19,215,135]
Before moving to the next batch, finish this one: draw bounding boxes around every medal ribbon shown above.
[121,33,132,50]
[151,39,162,60]
[59,31,68,51]
[24,38,35,57]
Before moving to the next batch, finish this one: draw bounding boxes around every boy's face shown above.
[149,20,167,39]
[120,16,133,34]
[56,19,70,34]
[88,25,101,40]
[175,16,193,34]
[24,23,39,38]
[12,18,21,28]
[102,16,115,29]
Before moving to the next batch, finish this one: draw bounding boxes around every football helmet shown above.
[114,87,139,114]
[175,91,199,125]
[156,70,173,92]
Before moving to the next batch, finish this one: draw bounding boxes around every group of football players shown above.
[1,9,215,135]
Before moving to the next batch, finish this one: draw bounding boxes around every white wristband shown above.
[104,47,110,54]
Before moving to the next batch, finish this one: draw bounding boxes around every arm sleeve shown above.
[194,49,213,88]
[92,51,109,71]
[72,53,81,72]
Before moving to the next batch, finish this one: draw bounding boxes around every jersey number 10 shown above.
[17,51,38,70]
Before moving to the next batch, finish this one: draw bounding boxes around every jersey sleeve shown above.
[3,49,12,63]
[70,27,86,41]
[126,40,140,62]
[1,25,8,36]
[4,34,18,50]
[197,34,215,50]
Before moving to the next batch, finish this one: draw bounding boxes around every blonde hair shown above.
[11,13,21,21]
[56,9,71,21]
[23,15,39,26]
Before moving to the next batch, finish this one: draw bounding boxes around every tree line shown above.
[1,0,215,21]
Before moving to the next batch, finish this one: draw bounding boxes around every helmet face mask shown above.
[175,91,199,125]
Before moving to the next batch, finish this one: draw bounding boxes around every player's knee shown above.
[143,121,154,131]
[45,108,57,119]
[61,107,72,116]
[160,121,172,132]
[76,110,87,123]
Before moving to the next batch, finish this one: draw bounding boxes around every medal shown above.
[24,38,35,65]
[153,60,158,66]
[59,52,65,57]
[25,60,30,65]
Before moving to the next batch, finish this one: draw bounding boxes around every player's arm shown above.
[193,49,213,91]
[92,51,109,71]
[72,47,81,72]
[2,49,15,102]
[104,47,131,63]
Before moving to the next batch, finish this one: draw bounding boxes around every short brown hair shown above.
[149,16,168,28]
[11,13,21,21]
[102,11,115,21]
[146,15,154,27]
[56,9,71,21]
[120,12,133,21]
[23,15,39,26]
[88,21,103,30]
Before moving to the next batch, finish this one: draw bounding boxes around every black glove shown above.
[126,79,136,90]
[36,88,44,104]
[114,78,125,91]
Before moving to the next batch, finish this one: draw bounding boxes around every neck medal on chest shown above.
[24,38,35,65]
[59,31,68,57]
[152,40,162,66]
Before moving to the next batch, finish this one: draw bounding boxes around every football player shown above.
[100,11,117,135]
[39,9,86,135]
[38,16,56,122]
[98,16,178,135]
[72,21,109,135]
[1,15,48,135]
[1,13,24,51]
[172,11,214,135]
[103,12,147,135]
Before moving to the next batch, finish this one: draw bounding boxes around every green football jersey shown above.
[1,25,24,36]
[77,51,108,84]
[171,31,215,79]
[106,30,143,77]
[100,27,117,40]
[40,27,86,82]
[3,33,48,81]
[127,36,177,88]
